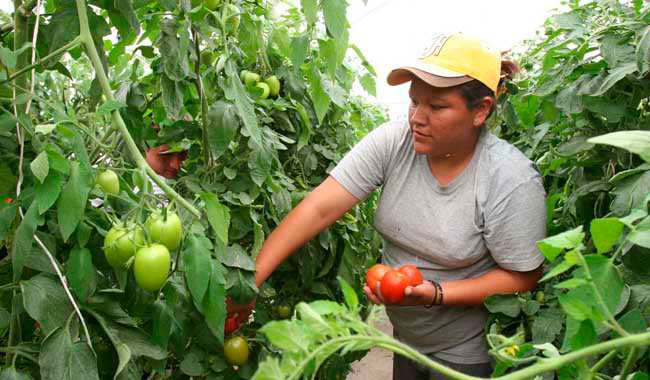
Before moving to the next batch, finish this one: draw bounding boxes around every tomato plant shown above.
[398,264,423,287]
[365,264,391,293]
[144,210,183,251]
[224,336,250,366]
[379,270,410,304]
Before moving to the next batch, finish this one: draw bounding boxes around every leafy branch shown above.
[73,0,201,218]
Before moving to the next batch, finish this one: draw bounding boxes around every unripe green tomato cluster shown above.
[103,225,145,268]
[239,70,281,99]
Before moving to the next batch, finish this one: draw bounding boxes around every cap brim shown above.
[387,67,474,88]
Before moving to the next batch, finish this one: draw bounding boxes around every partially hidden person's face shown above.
[145,144,188,179]
[407,78,491,158]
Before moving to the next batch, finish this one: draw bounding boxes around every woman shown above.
[229,33,546,379]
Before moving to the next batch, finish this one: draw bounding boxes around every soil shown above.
[346,308,394,380]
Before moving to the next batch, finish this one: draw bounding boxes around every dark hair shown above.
[456,59,519,116]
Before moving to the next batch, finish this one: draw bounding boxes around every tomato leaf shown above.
[206,101,239,160]
[35,171,63,214]
[201,260,227,343]
[12,202,44,280]
[0,368,33,380]
[66,246,97,302]
[21,274,74,335]
[590,217,624,254]
[57,161,93,242]
[305,66,331,125]
[537,226,584,262]
[39,326,100,380]
[224,60,261,148]
[322,0,347,41]
[160,74,183,120]
[289,35,309,73]
[182,234,213,310]
[337,276,358,311]
[259,320,310,353]
[30,151,50,184]
[200,192,230,249]
[301,0,318,26]
[222,244,255,271]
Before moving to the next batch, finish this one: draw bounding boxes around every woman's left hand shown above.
[363,280,438,306]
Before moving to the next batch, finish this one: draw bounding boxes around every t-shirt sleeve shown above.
[329,122,397,200]
[484,177,547,271]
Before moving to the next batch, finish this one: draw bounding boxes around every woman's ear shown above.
[473,97,494,127]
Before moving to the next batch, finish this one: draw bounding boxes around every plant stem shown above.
[591,349,618,374]
[618,347,638,380]
[0,347,39,364]
[73,0,200,218]
[1,37,82,85]
[191,26,211,166]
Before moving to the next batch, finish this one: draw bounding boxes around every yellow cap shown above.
[387,34,501,93]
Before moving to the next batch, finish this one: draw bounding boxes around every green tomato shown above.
[224,336,249,366]
[256,82,270,99]
[224,3,240,34]
[277,304,291,319]
[240,70,249,82]
[535,291,545,303]
[201,50,218,65]
[133,244,171,291]
[243,71,260,86]
[96,169,120,195]
[144,211,183,251]
[204,0,221,11]
[103,225,145,268]
[265,75,281,97]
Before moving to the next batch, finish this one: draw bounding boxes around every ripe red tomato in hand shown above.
[224,315,238,334]
[380,270,410,304]
[366,264,392,293]
[398,264,423,287]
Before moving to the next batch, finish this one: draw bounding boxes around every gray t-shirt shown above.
[330,120,546,364]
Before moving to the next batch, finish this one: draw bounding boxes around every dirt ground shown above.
[346,309,393,380]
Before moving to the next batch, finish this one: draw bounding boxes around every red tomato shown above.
[380,270,410,304]
[366,264,392,293]
[398,264,423,287]
[4,197,13,204]
[224,315,238,334]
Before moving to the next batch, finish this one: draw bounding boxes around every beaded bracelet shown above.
[424,281,443,308]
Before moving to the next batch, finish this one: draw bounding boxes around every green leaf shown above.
[160,75,183,120]
[295,101,311,151]
[589,131,650,162]
[611,170,650,216]
[96,100,126,117]
[30,151,50,184]
[306,67,331,124]
[200,192,230,248]
[259,320,309,353]
[318,38,339,78]
[296,302,333,336]
[224,60,261,148]
[0,203,17,243]
[359,73,376,97]
[583,255,624,314]
[12,202,43,280]
[33,171,63,215]
[554,278,589,289]
[156,20,191,81]
[337,276,358,311]
[322,0,347,41]
[484,294,521,317]
[558,294,591,321]
[301,0,318,26]
[66,246,96,302]
[591,62,637,97]
[182,234,213,309]
[537,226,584,262]
[21,274,74,335]
[637,26,650,75]
[590,217,624,253]
[309,300,344,315]
[113,0,141,36]
[0,47,17,69]
[540,257,576,282]
[0,368,33,380]
[618,308,647,334]
[40,327,100,380]
[57,161,93,241]
[206,101,239,160]
[569,319,597,350]
[251,358,284,380]
[248,145,273,187]
[152,300,175,349]
[222,244,255,271]
[180,352,204,376]
[290,35,309,72]
[201,260,227,343]
[532,308,564,344]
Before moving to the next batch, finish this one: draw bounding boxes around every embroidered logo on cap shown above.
[419,34,452,58]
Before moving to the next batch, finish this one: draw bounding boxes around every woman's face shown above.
[145,144,188,179]
[407,79,491,158]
